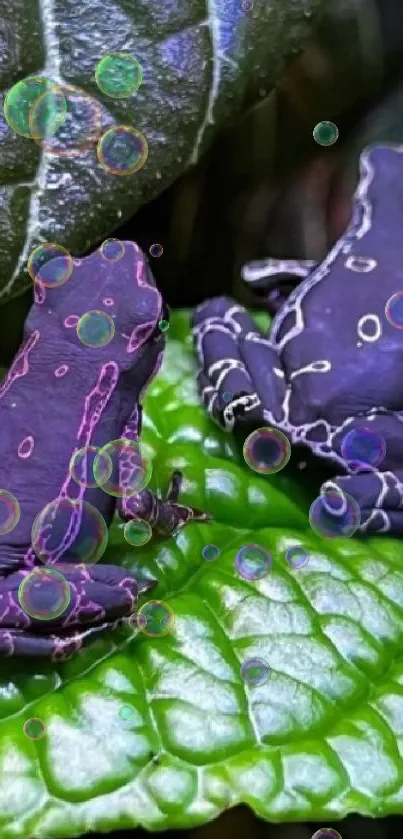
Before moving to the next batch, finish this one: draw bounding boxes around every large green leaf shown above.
[2,310,403,838]
[0,0,322,305]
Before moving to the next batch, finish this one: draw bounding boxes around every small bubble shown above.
[309,489,360,538]
[18,567,71,621]
[69,445,112,489]
[119,705,134,721]
[95,53,143,98]
[76,310,115,348]
[313,121,339,146]
[24,717,46,740]
[243,426,291,475]
[4,76,66,139]
[27,242,73,288]
[137,600,175,637]
[285,545,309,569]
[100,238,125,262]
[149,243,163,258]
[123,518,152,547]
[0,489,20,535]
[340,427,385,468]
[385,291,403,329]
[158,319,169,333]
[97,125,148,176]
[202,544,220,561]
[235,544,272,580]
[241,0,253,9]
[241,657,270,686]
[94,439,152,498]
[32,83,102,157]
[32,498,108,564]
[311,830,342,839]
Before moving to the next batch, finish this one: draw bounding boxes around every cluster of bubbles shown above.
[4,54,148,176]
[243,426,291,475]
[313,121,339,146]
[129,599,175,638]
[385,290,403,329]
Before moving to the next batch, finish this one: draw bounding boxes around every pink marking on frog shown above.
[103,298,114,307]
[64,315,79,328]
[54,365,69,377]
[18,436,34,459]
[0,331,40,401]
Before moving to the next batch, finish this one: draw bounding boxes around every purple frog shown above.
[192,143,403,537]
[0,240,208,660]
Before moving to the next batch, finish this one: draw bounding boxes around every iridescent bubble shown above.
[23,717,46,740]
[285,545,309,569]
[4,76,66,139]
[240,657,270,686]
[123,518,152,547]
[137,600,175,637]
[241,0,253,9]
[340,427,386,468]
[95,53,143,98]
[97,125,148,176]
[18,567,71,621]
[119,705,134,721]
[31,498,108,564]
[309,489,360,538]
[27,243,73,288]
[128,611,148,633]
[243,427,291,475]
[158,319,169,333]
[235,544,272,580]
[69,445,113,489]
[313,121,339,146]
[76,310,115,348]
[311,830,342,839]
[149,243,163,258]
[202,544,220,561]
[385,291,403,329]
[31,83,102,157]
[100,238,125,262]
[94,438,152,498]
[0,489,20,535]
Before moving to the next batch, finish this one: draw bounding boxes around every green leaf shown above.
[0,0,322,304]
[2,309,403,838]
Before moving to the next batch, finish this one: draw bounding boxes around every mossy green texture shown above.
[1,310,403,838]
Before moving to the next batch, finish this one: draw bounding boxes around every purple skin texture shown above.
[0,240,208,660]
[192,143,403,537]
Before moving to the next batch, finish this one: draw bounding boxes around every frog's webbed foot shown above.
[320,470,403,535]
[242,258,318,314]
[192,296,287,432]
[118,471,210,536]
[0,563,155,660]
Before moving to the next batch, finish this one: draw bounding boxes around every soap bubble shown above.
[100,238,125,262]
[311,830,342,839]
[240,657,270,686]
[385,291,403,329]
[97,125,148,175]
[123,519,152,547]
[32,498,108,564]
[94,438,152,498]
[235,544,272,580]
[137,600,175,637]
[158,319,169,333]
[0,489,20,535]
[149,243,163,258]
[340,427,386,468]
[76,310,115,348]
[119,705,134,721]
[309,489,360,538]
[4,76,66,139]
[32,83,102,156]
[23,717,46,740]
[69,445,113,489]
[202,544,220,561]
[243,426,291,475]
[313,121,339,146]
[285,545,310,569]
[95,53,143,98]
[27,243,74,288]
[18,567,71,621]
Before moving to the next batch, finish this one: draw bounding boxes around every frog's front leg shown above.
[192,296,288,431]
[242,258,318,314]
[116,405,210,534]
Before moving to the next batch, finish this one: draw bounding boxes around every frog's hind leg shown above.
[242,258,318,314]
[320,470,403,535]
[192,296,288,432]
